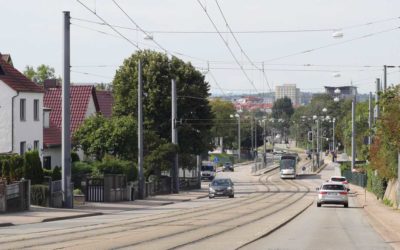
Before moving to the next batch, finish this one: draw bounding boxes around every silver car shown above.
[316,182,349,208]
[209,178,234,198]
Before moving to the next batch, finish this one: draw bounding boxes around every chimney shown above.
[44,79,60,89]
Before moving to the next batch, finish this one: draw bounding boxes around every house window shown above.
[34,140,39,151]
[20,99,26,121]
[34,99,39,121]
[20,141,26,155]
[43,156,51,170]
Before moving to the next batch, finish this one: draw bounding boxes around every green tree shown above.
[23,150,43,184]
[23,64,57,84]
[73,114,137,160]
[112,50,214,156]
[209,98,236,151]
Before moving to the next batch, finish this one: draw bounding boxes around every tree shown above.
[73,114,137,160]
[112,50,214,156]
[23,64,57,84]
[209,98,236,151]
[272,97,294,119]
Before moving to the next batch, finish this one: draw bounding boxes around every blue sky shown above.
[1,0,400,94]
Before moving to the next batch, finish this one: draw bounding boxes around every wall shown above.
[13,92,44,155]
[42,147,62,169]
[0,81,16,153]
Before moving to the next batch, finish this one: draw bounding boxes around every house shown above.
[0,53,44,155]
[42,84,113,169]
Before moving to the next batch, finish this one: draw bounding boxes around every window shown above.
[20,141,26,155]
[34,140,39,150]
[34,99,39,121]
[20,99,26,121]
[43,156,51,170]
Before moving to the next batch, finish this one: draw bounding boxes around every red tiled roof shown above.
[43,85,99,147]
[96,90,113,118]
[0,53,44,93]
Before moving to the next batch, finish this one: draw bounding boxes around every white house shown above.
[42,84,113,169]
[0,53,44,155]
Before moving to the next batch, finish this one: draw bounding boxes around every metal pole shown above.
[351,94,356,172]
[375,78,380,121]
[255,118,257,158]
[368,92,373,145]
[62,11,72,208]
[238,116,241,161]
[250,115,254,158]
[171,79,179,193]
[383,65,387,92]
[138,60,144,199]
[316,119,320,169]
[196,155,201,189]
[332,119,335,153]
[263,120,266,167]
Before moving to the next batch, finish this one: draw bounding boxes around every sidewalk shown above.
[351,184,400,249]
[0,187,208,227]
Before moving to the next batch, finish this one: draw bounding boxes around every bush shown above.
[31,184,49,207]
[71,152,80,163]
[94,156,137,182]
[52,166,61,181]
[72,161,94,189]
[23,150,43,184]
[0,154,24,182]
[367,168,386,199]
[73,188,83,195]
[2,159,10,183]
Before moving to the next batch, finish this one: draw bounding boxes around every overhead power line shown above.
[76,0,140,49]
[207,70,226,96]
[265,26,400,63]
[197,0,258,93]
[214,0,272,93]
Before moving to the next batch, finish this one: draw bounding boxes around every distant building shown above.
[324,86,357,100]
[275,84,300,106]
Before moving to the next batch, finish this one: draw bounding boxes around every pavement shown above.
[351,183,400,249]
[0,187,208,227]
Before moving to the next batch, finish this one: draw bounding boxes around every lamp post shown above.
[230,113,241,161]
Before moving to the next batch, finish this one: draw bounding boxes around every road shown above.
[242,162,391,250]
[0,160,390,249]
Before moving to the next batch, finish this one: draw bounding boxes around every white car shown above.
[317,182,349,208]
[329,176,349,189]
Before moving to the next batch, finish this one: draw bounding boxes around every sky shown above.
[1,0,400,95]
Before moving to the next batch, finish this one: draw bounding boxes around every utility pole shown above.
[375,78,380,122]
[383,65,387,92]
[238,115,241,161]
[316,119,320,169]
[332,118,335,154]
[351,93,357,172]
[62,11,72,208]
[250,115,254,158]
[255,118,257,158]
[263,120,266,167]
[368,92,373,145]
[196,155,201,188]
[137,60,144,199]
[171,79,179,193]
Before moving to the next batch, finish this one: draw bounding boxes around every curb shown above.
[237,199,314,249]
[42,212,103,223]
[315,163,328,174]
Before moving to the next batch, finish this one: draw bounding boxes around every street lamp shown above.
[230,113,241,161]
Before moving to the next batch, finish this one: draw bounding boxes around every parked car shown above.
[329,176,349,189]
[316,182,349,208]
[209,178,234,198]
[222,162,234,172]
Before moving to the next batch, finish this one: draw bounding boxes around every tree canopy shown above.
[23,64,57,84]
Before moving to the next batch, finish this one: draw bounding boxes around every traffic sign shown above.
[213,157,219,163]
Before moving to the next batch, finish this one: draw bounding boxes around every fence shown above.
[85,178,105,202]
[343,170,367,188]
[85,175,128,202]
[0,180,30,212]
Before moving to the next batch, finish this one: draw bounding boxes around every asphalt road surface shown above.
[0,160,390,250]
[242,163,391,250]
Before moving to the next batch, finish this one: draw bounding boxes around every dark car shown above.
[222,162,234,172]
[209,178,234,198]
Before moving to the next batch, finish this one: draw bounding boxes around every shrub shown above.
[367,168,386,199]
[23,150,43,184]
[52,166,61,181]
[31,184,49,207]
[71,152,80,163]
[73,188,83,195]
[2,159,10,183]
[94,156,137,182]
[0,154,24,182]
[72,161,94,189]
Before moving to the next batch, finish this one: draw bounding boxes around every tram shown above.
[279,154,297,179]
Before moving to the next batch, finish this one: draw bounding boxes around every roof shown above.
[96,90,113,118]
[43,85,99,147]
[0,53,44,93]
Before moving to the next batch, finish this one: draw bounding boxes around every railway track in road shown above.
[0,166,279,249]
[0,163,313,250]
